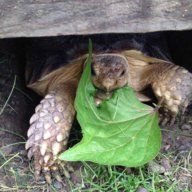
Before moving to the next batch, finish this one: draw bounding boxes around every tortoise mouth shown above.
[92,77,128,93]
[94,83,128,94]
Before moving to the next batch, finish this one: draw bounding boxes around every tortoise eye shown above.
[91,64,96,76]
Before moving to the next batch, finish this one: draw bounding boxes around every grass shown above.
[75,153,191,192]
[0,127,191,192]
[0,150,191,192]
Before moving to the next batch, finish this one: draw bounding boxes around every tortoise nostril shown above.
[120,70,126,77]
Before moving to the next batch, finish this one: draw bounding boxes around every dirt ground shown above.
[0,34,192,192]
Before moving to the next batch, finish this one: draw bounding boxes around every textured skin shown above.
[143,62,192,116]
[91,53,192,118]
[25,35,192,183]
[26,82,76,183]
[26,52,192,183]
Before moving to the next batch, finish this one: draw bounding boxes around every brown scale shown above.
[26,50,192,183]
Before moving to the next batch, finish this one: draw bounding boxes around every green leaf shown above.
[59,40,161,167]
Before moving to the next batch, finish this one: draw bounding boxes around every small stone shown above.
[178,172,192,187]
[136,187,148,192]
[181,124,191,130]
[148,161,165,173]
[161,158,171,172]
[53,180,63,190]
[164,144,171,151]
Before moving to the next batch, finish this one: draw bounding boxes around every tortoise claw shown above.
[159,111,176,127]
[160,117,169,126]
[33,159,74,184]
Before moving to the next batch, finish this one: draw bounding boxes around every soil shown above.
[0,35,191,192]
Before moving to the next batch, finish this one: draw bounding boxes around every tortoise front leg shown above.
[25,81,77,183]
[150,63,192,124]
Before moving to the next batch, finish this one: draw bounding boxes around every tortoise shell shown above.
[25,33,171,95]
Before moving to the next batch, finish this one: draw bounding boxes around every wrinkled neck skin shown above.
[125,54,173,92]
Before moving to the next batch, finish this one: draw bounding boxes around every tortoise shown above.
[25,33,192,183]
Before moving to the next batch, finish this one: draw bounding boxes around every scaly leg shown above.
[150,63,192,124]
[25,81,77,183]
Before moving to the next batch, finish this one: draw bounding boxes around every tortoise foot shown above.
[25,88,75,183]
[152,65,192,123]
[35,160,73,184]
[159,112,176,126]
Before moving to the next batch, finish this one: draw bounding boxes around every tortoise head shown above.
[91,54,129,92]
